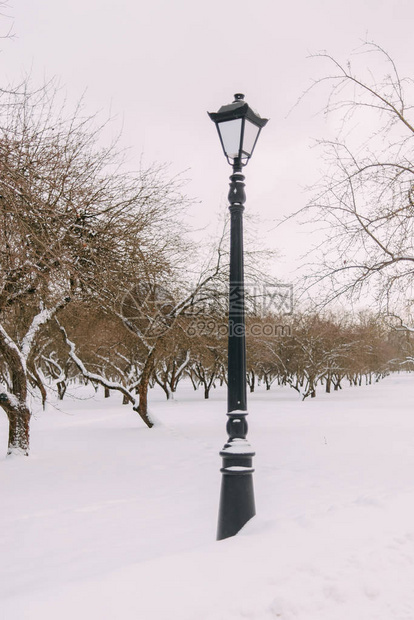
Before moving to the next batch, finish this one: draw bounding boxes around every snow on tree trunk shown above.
[0,394,31,456]
[0,325,31,456]
[0,302,70,455]
[7,403,31,456]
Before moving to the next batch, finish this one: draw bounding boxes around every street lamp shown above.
[208,94,268,540]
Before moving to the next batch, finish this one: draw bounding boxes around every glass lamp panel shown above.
[218,118,243,159]
[241,119,261,157]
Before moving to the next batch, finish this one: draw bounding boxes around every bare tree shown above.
[298,43,414,318]
[0,80,190,454]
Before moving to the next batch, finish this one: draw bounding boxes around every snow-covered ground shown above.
[2,374,414,619]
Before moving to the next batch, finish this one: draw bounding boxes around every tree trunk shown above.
[57,381,67,400]
[188,373,198,391]
[137,375,154,427]
[137,353,155,428]
[30,368,47,409]
[247,371,255,393]
[0,325,31,455]
[154,375,171,400]
[0,396,31,456]
[104,386,110,398]
[8,405,30,456]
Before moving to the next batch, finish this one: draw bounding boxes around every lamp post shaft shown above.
[216,160,256,541]
[227,161,247,414]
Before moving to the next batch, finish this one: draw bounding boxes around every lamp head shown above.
[208,94,268,166]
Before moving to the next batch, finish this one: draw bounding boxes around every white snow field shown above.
[2,374,414,619]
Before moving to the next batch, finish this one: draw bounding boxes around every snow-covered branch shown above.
[20,298,70,362]
[59,324,154,427]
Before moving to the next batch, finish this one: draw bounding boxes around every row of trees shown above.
[18,308,413,409]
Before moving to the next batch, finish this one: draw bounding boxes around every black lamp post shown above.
[208,94,268,540]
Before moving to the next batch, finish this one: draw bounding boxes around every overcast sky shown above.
[2,0,414,279]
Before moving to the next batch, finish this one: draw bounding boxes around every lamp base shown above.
[216,438,256,540]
